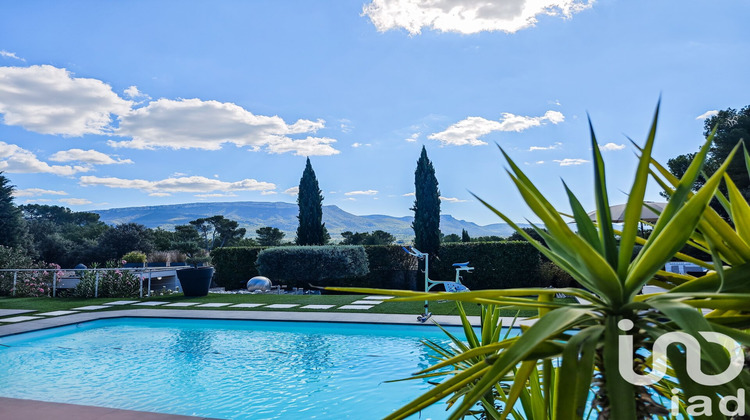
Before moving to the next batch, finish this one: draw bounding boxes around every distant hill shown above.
[93,201,528,242]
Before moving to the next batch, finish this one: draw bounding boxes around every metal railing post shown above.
[147,270,152,297]
[12,271,17,297]
[53,271,57,297]
[139,271,143,298]
[94,271,100,298]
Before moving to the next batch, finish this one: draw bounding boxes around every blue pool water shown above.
[0,318,472,419]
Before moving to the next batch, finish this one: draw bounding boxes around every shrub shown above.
[539,260,576,288]
[122,250,147,263]
[211,247,266,290]
[73,261,142,298]
[0,245,62,297]
[432,242,542,289]
[257,246,369,288]
[147,251,171,263]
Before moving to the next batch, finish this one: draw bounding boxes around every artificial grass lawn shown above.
[0,293,574,317]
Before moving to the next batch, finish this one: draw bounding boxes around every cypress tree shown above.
[295,158,328,245]
[461,229,471,243]
[0,172,32,252]
[411,146,441,255]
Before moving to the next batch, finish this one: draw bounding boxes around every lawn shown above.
[0,293,574,317]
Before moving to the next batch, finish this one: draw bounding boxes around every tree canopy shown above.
[256,226,285,246]
[0,173,31,251]
[340,230,395,245]
[666,105,750,198]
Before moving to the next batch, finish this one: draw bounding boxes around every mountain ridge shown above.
[92,201,527,242]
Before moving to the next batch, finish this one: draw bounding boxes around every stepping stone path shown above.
[265,304,299,309]
[39,310,79,316]
[301,304,335,310]
[338,305,374,310]
[72,305,110,310]
[0,316,42,323]
[0,309,35,317]
[0,294,400,324]
[352,300,383,305]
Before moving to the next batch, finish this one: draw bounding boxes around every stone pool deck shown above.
[0,308,491,337]
[0,397,219,420]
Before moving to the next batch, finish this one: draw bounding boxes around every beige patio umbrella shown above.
[587,201,668,235]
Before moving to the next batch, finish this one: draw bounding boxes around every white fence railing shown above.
[0,267,185,298]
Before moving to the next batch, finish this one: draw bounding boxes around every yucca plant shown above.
[329,103,750,419]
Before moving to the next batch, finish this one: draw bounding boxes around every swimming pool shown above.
[0,318,471,419]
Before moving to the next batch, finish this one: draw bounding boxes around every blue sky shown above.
[0,0,748,226]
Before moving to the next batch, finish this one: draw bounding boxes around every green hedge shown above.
[211,247,267,290]
[432,242,542,289]
[256,246,369,289]
[212,242,544,291]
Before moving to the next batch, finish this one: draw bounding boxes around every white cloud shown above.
[123,85,151,101]
[402,192,415,197]
[429,110,564,146]
[0,65,132,136]
[79,175,276,194]
[0,51,25,62]
[195,193,238,198]
[13,188,68,197]
[148,192,171,197]
[599,142,625,151]
[696,110,719,120]
[49,149,133,165]
[529,141,562,151]
[111,98,338,156]
[339,119,353,133]
[405,132,420,142]
[345,189,378,196]
[0,141,89,176]
[440,196,467,203]
[363,0,593,35]
[261,191,277,195]
[283,186,299,196]
[351,142,372,148]
[59,198,92,206]
[554,158,589,166]
[346,197,357,201]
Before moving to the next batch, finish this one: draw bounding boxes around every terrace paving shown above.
[0,397,218,420]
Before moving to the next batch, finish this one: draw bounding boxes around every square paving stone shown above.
[38,310,79,316]
[0,315,42,323]
[301,305,335,310]
[71,305,110,310]
[0,309,34,317]
[163,302,200,307]
[363,296,394,300]
[195,303,231,308]
[337,305,374,310]
[352,300,383,305]
[230,303,265,308]
[132,301,169,306]
[104,300,140,305]
[265,304,299,309]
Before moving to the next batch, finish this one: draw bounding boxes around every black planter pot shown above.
[176,267,214,297]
